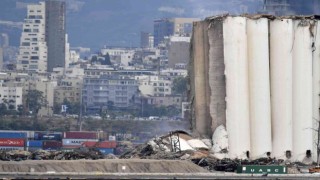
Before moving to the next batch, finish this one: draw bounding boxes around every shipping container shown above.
[62,139,98,146]
[237,165,287,174]
[82,141,116,148]
[64,132,97,139]
[27,140,43,147]
[34,132,62,141]
[108,136,116,141]
[0,132,27,139]
[26,147,42,152]
[62,145,82,149]
[0,146,24,151]
[43,141,62,150]
[0,138,24,147]
[97,148,114,154]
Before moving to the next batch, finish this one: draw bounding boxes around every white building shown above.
[17,2,48,72]
[69,50,80,64]
[65,34,70,68]
[0,84,23,110]
[100,47,135,66]
[135,75,172,96]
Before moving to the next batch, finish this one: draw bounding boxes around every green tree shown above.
[91,55,98,64]
[107,101,114,110]
[172,77,187,95]
[0,103,7,116]
[26,90,46,116]
[61,98,80,114]
[17,105,24,116]
[102,53,112,65]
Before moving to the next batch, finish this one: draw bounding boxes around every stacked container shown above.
[82,141,116,154]
[62,131,98,149]
[26,140,43,151]
[0,131,26,151]
[43,141,62,150]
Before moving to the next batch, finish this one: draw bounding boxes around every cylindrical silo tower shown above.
[247,18,272,159]
[223,16,251,159]
[270,19,293,159]
[312,21,320,162]
[292,19,313,161]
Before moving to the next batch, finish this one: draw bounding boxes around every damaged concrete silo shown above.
[188,15,320,162]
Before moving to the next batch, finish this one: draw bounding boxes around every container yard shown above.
[0,130,116,156]
[188,14,320,162]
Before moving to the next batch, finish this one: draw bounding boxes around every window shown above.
[29,65,38,69]
[23,29,31,32]
[21,42,30,46]
[35,20,41,23]
[33,29,39,33]
[30,56,39,60]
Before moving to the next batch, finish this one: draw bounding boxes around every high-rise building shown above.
[140,32,154,49]
[153,18,200,47]
[262,0,319,15]
[17,2,48,72]
[17,1,66,72]
[45,0,66,72]
[168,36,190,69]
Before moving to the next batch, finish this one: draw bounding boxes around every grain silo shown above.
[189,15,319,161]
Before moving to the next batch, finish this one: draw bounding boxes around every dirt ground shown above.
[0,159,208,173]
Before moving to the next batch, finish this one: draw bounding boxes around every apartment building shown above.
[82,75,139,114]
[17,2,48,72]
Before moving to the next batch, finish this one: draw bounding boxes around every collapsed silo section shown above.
[247,18,272,159]
[292,19,314,161]
[189,21,212,137]
[312,21,320,162]
[270,19,293,159]
[223,17,251,159]
[207,18,227,134]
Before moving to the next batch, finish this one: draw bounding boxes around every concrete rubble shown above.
[118,130,314,173]
[0,148,109,161]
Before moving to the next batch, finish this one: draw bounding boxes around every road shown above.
[0,172,319,179]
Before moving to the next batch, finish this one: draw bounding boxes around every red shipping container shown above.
[64,132,97,139]
[43,141,62,149]
[0,138,24,147]
[82,141,116,148]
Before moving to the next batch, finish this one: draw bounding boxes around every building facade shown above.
[135,75,172,97]
[45,0,66,72]
[54,77,82,104]
[17,2,48,72]
[0,84,23,110]
[168,36,190,68]
[153,18,199,46]
[82,75,139,114]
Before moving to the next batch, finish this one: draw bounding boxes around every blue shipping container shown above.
[34,133,62,141]
[0,132,27,139]
[27,140,43,147]
[98,148,114,154]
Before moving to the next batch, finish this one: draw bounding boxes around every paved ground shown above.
[0,172,319,179]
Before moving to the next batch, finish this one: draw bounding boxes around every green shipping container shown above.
[237,165,287,174]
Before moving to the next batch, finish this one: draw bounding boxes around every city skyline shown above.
[0,0,263,50]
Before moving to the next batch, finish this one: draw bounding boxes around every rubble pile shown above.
[119,128,312,173]
[0,148,110,161]
[120,130,211,160]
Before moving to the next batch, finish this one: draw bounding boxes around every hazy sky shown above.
[0,0,263,50]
